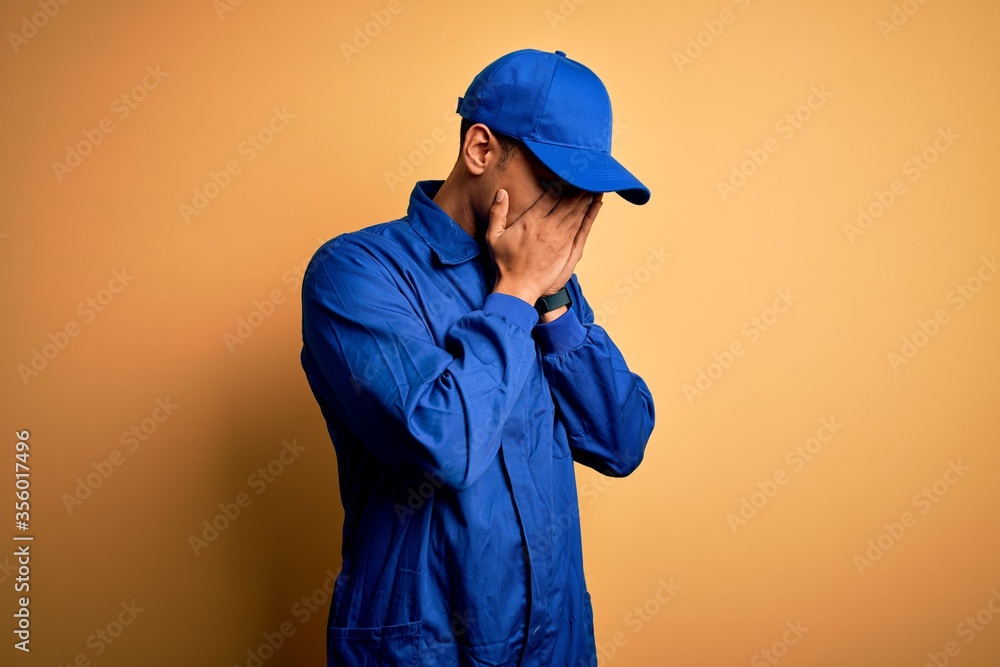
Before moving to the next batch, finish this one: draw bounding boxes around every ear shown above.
[461,123,495,177]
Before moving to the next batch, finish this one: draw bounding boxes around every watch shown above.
[534,286,572,316]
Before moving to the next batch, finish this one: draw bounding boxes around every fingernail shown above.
[496,189,505,202]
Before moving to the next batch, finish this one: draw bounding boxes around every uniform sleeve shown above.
[301,237,539,491]
[532,275,655,477]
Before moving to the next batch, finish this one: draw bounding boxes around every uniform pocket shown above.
[582,592,595,637]
[327,620,422,667]
[552,428,572,459]
[581,592,597,666]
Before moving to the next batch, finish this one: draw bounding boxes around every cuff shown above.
[483,293,539,333]
[533,307,588,355]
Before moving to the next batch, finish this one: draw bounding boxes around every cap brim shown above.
[520,138,651,205]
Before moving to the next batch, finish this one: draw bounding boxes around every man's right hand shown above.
[486,186,602,306]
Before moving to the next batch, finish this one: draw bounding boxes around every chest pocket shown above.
[327,620,422,666]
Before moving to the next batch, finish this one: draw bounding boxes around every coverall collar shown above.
[407,180,483,266]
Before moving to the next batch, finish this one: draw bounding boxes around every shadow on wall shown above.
[208,344,344,665]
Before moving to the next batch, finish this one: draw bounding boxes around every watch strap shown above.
[534,286,572,316]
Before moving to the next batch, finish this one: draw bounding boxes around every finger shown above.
[554,190,592,231]
[486,189,509,245]
[524,180,565,217]
[566,197,602,266]
[576,196,602,245]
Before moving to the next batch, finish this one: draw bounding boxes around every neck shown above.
[432,173,480,239]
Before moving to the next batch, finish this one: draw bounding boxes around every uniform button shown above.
[555,50,566,57]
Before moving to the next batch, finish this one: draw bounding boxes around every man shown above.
[301,48,654,667]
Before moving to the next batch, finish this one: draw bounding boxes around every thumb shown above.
[486,189,508,244]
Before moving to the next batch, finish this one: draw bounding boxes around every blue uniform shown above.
[300,180,655,666]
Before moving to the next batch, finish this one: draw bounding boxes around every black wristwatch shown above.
[534,286,572,316]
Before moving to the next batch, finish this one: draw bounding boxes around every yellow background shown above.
[2,0,999,665]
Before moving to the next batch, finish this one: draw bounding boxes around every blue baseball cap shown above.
[457,49,650,206]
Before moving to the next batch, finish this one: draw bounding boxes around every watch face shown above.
[536,286,571,314]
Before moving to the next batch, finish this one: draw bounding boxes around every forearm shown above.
[304,249,540,491]
[536,307,655,476]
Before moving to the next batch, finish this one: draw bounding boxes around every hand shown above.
[486,187,602,306]
[541,191,603,297]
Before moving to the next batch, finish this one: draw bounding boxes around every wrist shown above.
[493,278,541,306]
[533,285,572,319]
[539,305,568,323]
